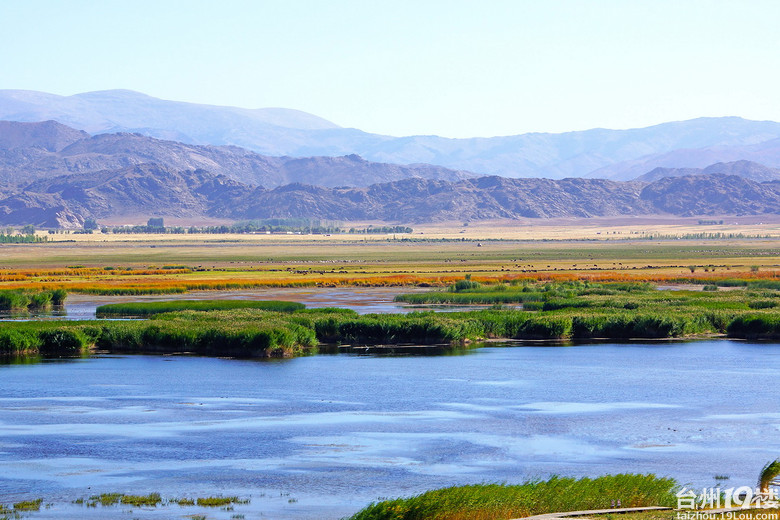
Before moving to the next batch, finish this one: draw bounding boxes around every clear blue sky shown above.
[1,0,778,138]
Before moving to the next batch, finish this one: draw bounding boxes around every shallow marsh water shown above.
[1,340,779,519]
[0,287,496,321]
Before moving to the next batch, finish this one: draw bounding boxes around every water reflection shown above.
[324,342,479,356]
[0,307,67,321]
[0,354,43,365]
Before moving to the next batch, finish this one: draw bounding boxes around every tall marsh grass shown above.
[95,299,304,316]
[0,289,67,311]
[726,314,780,340]
[396,281,655,306]
[0,322,90,357]
[348,474,678,520]
[3,280,780,359]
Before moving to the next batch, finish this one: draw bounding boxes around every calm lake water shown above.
[1,340,779,519]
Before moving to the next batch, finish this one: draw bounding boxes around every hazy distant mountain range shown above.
[635,160,780,183]
[3,96,780,227]
[4,163,780,228]
[1,121,780,227]
[3,89,780,179]
[0,120,473,188]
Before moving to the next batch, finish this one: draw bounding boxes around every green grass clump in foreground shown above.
[348,474,677,520]
[95,299,304,316]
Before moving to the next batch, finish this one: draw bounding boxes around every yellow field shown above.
[38,215,780,243]
[2,220,780,294]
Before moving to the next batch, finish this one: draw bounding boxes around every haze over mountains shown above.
[4,162,780,228]
[1,120,780,227]
[3,89,780,180]
[0,120,473,188]
[2,91,780,228]
[635,160,780,183]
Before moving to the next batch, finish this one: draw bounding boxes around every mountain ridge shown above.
[3,167,779,228]
[2,119,780,228]
[636,160,780,183]
[0,120,474,188]
[4,89,780,179]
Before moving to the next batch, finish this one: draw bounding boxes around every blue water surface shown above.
[0,340,778,519]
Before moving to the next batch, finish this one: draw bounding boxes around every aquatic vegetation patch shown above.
[96,299,305,316]
[196,496,247,507]
[71,493,249,509]
[400,281,650,305]
[119,493,163,507]
[11,499,42,512]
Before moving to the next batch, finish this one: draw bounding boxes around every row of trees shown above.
[3,225,35,235]
[6,218,413,236]
[97,218,412,235]
[348,226,413,234]
[1,224,47,242]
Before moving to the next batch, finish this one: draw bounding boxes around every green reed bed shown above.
[300,307,720,343]
[348,474,677,520]
[674,278,780,291]
[0,309,322,358]
[91,309,318,357]
[310,311,484,345]
[395,281,655,306]
[0,288,67,311]
[394,280,780,340]
[95,299,305,316]
[3,281,780,360]
[727,313,780,339]
[0,306,762,360]
[0,322,90,357]
[443,309,713,340]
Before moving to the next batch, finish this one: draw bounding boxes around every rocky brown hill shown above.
[2,121,780,228]
[0,121,474,188]
[3,166,779,228]
[233,176,650,222]
[638,174,780,216]
[0,164,252,227]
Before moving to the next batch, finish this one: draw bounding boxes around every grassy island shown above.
[2,279,780,360]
